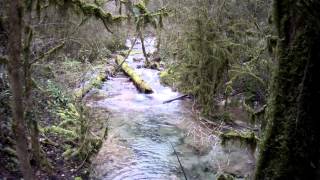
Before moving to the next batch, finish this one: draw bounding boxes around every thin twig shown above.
[30,42,65,64]
[168,140,188,180]
[113,33,140,75]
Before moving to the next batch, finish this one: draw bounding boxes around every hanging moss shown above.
[48,0,126,32]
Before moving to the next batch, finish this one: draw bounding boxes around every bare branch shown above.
[31,42,65,64]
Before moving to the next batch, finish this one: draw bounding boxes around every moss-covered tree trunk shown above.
[255,1,320,179]
[7,0,35,179]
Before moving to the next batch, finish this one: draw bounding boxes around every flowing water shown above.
[86,37,255,180]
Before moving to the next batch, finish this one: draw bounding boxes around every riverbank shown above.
[0,53,112,179]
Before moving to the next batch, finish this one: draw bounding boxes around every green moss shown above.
[94,0,105,7]
[62,148,74,158]
[159,69,176,86]
[119,50,142,56]
[62,60,81,67]
[2,147,17,157]
[134,0,148,14]
[50,0,126,32]
[255,1,320,179]
[220,130,259,148]
[73,68,106,98]
[58,119,76,128]
[44,126,77,139]
[217,173,235,180]
[116,55,153,93]
[212,112,233,123]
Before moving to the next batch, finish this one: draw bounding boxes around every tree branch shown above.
[30,42,65,64]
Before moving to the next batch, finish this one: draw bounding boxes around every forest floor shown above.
[0,56,111,179]
[38,58,111,179]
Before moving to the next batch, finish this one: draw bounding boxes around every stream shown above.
[85,37,255,180]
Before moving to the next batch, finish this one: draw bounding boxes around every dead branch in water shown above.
[162,94,189,104]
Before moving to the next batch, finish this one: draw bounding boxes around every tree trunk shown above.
[139,28,149,64]
[255,1,320,179]
[156,27,161,50]
[24,19,41,168]
[7,0,35,179]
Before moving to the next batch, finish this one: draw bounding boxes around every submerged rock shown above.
[217,173,235,180]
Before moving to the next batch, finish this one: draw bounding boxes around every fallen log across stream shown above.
[115,55,153,94]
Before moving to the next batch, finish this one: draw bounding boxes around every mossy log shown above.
[74,69,106,99]
[220,130,259,147]
[116,55,153,93]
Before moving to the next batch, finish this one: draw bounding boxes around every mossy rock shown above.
[159,69,175,86]
[73,69,106,98]
[145,61,160,70]
[217,173,235,180]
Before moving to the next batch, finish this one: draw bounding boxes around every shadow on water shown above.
[86,37,255,180]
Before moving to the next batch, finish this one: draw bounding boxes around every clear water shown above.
[86,37,255,180]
